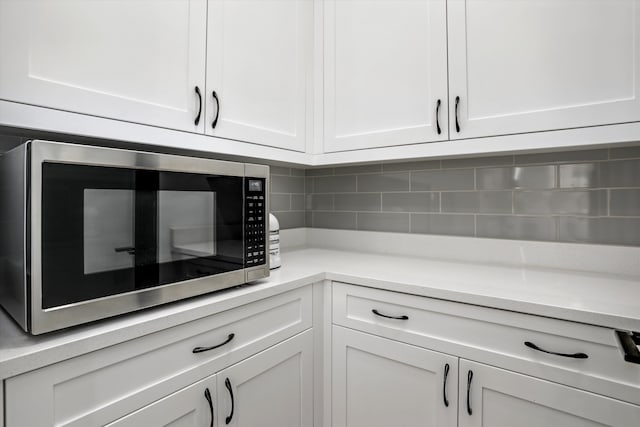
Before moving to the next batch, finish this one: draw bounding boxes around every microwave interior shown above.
[41,162,253,309]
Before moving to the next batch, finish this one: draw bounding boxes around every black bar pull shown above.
[443,363,450,407]
[225,378,235,425]
[195,86,203,126]
[204,388,214,427]
[212,90,220,129]
[455,96,461,133]
[616,330,640,364]
[114,246,135,255]
[193,333,235,354]
[466,370,473,415]
[371,309,409,321]
[524,341,588,359]
[436,99,442,135]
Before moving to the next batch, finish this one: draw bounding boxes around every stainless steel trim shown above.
[0,144,29,331]
[31,140,245,176]
[23,140,268,334]
[31,270,246,335]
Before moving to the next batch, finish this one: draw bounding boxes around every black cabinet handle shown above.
[443,363,450,407]
[371,309,408,321]
[193,333,235,354]
[466,370,473,415]
[455,96,460,133]
[195,86,203,126]
[225,378,235,425]
[616,330,640,364]
[524,341,588,359]
[114,246,135,255]
[212,90,220,129]
[436,99,442,135]
[204,388,214,427]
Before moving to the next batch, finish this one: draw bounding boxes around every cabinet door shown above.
[107,376,217,427]
[323,0,448,152]
[0,0,207,133]
[448,0,640,139]
[206,0,311,152]
[332,326,458,427]
[459,359,640,427]
[217,330,313,427]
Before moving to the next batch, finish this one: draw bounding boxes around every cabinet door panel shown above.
[332,325,457,427]
[217,330,313,427]
[206,0,311,151]
[448,0,640,139]
[0,0,207,133]
[324,0,448,152]
[107,376,216,427]
[459,360,640,427]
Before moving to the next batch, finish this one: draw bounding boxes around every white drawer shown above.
[6,286,312,427]
[332,282,640,405]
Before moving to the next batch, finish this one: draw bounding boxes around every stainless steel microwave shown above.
[0,141,269,334]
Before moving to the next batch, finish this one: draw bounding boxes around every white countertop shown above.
[1,247,639,380]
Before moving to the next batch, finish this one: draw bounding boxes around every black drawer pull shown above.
[193,333,235,354]
[616,330,640,364]
[436,99,442,135]
[225,378,235,424]
[524,341,588,359]
[455,96,461,133]
[443,363,450,407]
[194,86,203,126]
[466,370,473,415]
[372,309,408,320]
[204,388,214,427]
[212,90,220,129]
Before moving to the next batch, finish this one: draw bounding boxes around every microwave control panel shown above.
[245,177,267,267]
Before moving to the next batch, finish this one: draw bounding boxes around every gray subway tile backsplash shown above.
[411,214,476,236]
[312,211,357,229]
[358,172,410,192]
[513,190,607,216]
[411,169,474,191]
[476,165,556,190]
[382,192,440,213]
[358,212,411,233]
[558,163,600,188]
[271,175,305,194]
[312,175,357,193]
[265,146,640,246]
[334,193,381,211]
[476,215,556,242]
[599,159,640,188]
[610,189,640,216]
[515,149,608,165]
[441,191,512,214]
[441,155,514,169]
[557,217,640,246]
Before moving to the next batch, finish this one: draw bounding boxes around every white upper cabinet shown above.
[448,0,640,139]
[0,0,207,133]
[206,0,311,152]
[323,0,449,152]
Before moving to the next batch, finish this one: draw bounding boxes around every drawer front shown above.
[332,282,640,405]
[6,286,312,427]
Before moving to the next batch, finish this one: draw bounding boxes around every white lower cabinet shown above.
[332,325,458,427]
[217,329,314,427]
[108,329,313,427]
[332,282,640,427]
[106,376,217,427]
[459,359,640,427]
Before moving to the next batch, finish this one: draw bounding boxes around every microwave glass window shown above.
[41,162,243,309]
[83,189,135,275]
